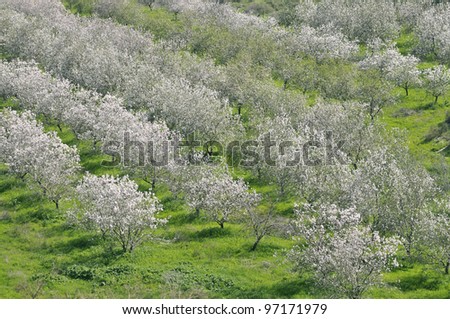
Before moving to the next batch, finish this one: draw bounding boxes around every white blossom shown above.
[288,204,400,298]
[422,65,450,104]
[72,174,167,252]
[184,168,260,228]
[359,44,422,96]
[0,109,80,208]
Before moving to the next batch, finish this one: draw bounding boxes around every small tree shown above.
[359,45,422,96]
[417,211,450,274]
[387,54,421,97]
[356,69,396,121]
[423,65,450,104]
[244,205,286,251]
[415,5,450,63]
[185,171,260,228]
[254,114,302,196]
[288,204,400,298]
[72,174,167,253]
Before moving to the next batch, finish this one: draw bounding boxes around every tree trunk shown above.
[434,95,439,104]
[405,235,412,259]
[405,86,409,96]
[250,237,261,251]
[151,166,156,190]
[72,129,80,140]
[279,178,285,197]
[445,260,449,275]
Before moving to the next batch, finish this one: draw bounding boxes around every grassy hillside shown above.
[1,96,449,299]
[1,0,449,299]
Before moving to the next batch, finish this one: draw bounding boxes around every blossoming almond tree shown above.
[415,4,450,63]
[288,204,400,298]
[184,169,260,228]
[417,209,450,275]
[0,109,80,209]
[1,60,177,189]
[72,174,167,253]
[351,145,437,258]
[294,0,400,43]
[359,44,422,96]
[423,65,450,104]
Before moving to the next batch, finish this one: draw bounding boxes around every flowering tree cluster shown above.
[395,0,432,31]
[359,43,422,96]
[244,205,286,252]
[422,65,450,104]
[1,0,240,143]
[281,104,435,261]
[184,167,260,228]
[294,0,400,43]
[71,174,167,252]
[415,3,450,63]
[1,0,449,297]
[351,145,437,257]
[0,109,80,208]
[0,60,74,127]
[0,60,176,185]
[288,25,358,62]
[8,0,353,129]
[152,0,278,33]
[416,209,450,274]
[288,204,400,298]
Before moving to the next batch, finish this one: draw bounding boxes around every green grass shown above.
[0,166,298,298]
[396,29,416,56]
[0,120,301,298]
[369,265,450,299]
[1,0,449,299]
[1,115,449,298]
[381,86,450,169]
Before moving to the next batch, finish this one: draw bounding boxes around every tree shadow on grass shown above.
[47,236,123,268]
[14,206,59,224]
[414,102,438,111]
[388,271,442,292]
[0,176,21,194]
[168,211,200,226]
[191,226,231,240]
[1,191,43,210]
[241,241,285,254]
[42,233,96,251]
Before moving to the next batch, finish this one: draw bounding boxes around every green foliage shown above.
[64,265,96,280]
